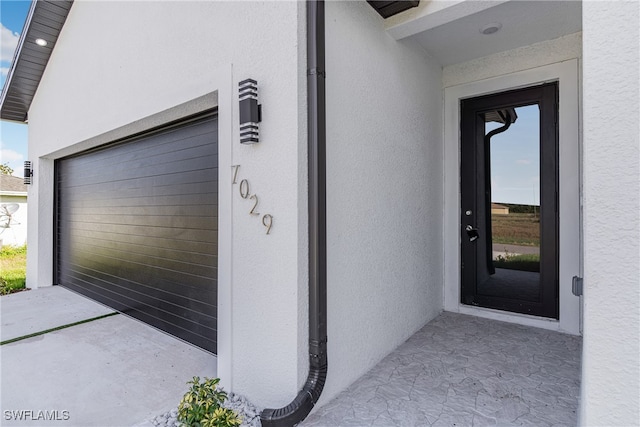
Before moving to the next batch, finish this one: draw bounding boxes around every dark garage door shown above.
[56,113,218,353]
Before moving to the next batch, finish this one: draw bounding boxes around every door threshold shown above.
[452,304,579,335]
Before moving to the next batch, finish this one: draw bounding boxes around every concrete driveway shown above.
[1,286,216,426]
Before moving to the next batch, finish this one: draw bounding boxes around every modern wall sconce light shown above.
[24,161,33,185]
[239,79,261,144]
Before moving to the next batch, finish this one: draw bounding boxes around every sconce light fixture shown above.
[239,78,261,144]
[24,161,33,185]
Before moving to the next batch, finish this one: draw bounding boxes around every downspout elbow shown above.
[260,358,327,426]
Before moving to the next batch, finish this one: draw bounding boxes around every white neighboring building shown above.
[0,1,637,425]
[0,175,27,247]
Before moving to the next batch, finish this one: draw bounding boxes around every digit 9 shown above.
[262,214,273,235]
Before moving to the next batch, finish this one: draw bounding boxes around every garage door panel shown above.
[60,165,219,195]
[61,262,216,319]
[58,148,218,184]
[68,128,218,171]
[68,233,217,267]
[61,258,216,305]
[91,138,218,171]
[59,177,217,197]
[56,123,218,177]
[64,221,217,243]
[66,203,217,218]
[67,244,217,281]
[57,113,218,353]
[65,212,216,230]
[64,193,219,210]
[65,155,218,188]
[63,191,218,211]
[62,271,216,328]
[60,273,217,350]
[67,228,218,259]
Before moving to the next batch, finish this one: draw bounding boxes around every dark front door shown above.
[56,112,219,352]
[460,83,558,319]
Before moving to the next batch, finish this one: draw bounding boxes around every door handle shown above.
[465,225,479,242]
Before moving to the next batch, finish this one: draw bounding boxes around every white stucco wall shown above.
[443,32,582,88]
[0,196,27,247]
[321,1,443,405]
[26,1,307,408]
[581,1,640,424]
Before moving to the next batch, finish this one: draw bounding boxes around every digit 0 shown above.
[239,179,250,199]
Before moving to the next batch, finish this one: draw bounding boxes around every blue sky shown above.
[1,0,31,177]
[488,104,540,206]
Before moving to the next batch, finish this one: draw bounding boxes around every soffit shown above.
[388,0,582,66]
[0,1,73,123]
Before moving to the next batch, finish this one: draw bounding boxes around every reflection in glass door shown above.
[480,105,541,301]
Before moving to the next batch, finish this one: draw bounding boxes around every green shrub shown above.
[178,377,242,427]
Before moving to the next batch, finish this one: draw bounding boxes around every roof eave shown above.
[0,2,37,123]
[0,0,73,123]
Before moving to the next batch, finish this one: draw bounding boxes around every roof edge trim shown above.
[0,1,38,122]
[0,1,73,123]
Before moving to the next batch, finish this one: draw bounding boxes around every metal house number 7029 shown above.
[232,165,273,235]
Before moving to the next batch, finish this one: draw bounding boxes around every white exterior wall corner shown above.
[581,1,640,425]
[26,1,307,408]
[321,1,443,407]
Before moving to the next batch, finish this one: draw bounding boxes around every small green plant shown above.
[178,377,242,427]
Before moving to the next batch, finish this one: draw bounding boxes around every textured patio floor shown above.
[302,312,581,427]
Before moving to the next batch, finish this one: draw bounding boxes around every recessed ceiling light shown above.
[480,23,502,35]
[35,38,48,47]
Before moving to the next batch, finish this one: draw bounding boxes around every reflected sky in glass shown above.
[487,105,540,206]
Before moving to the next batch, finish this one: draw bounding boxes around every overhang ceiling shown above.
[0,1,73,122]
[390,0,582,66]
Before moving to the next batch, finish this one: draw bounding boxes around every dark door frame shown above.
[460,83,559,319]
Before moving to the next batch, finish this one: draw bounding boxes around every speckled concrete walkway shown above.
[303,312,581,427]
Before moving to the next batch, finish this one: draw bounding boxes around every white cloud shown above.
[1,24,20,63]
[1,148,22,162]
[0,148,24,177]
[516,159,531,165]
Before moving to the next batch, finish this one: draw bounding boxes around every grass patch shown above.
[492,212,540,246]
[0,244,27,295]
[494,252,540,273]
